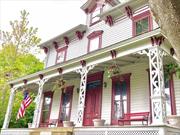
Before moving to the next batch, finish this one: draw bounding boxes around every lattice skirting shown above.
[74,130,159,135]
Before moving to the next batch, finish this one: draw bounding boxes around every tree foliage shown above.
[0,10,43,128]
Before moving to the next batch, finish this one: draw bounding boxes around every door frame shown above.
[111,73,131,125]
[83,71,104,126]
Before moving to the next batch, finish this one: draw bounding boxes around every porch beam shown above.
[31,78,49,128]
[2,86,18,129]
[143,46,167,125]
[75,65,95,127]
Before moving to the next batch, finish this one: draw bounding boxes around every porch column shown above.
[148,46,166,125]
[76,65,95,127]
[2,86,18,129]
[31,78,49,128]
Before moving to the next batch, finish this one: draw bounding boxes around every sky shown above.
[0,0,86,42]
[0,0,86,60]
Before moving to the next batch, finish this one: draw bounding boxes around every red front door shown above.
[83,72,103,126]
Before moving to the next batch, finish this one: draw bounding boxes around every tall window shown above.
[164,75,176,115]
[133,11,152,36]
[90,6,102,25]
[87,30,103,53]
[56,46,68,64]
[59,86,74,124]
[40,91,53,126]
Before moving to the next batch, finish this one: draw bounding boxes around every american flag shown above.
[17,91,32,120]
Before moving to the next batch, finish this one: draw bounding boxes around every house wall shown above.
[48,62,150,125]
[45,5,159,68]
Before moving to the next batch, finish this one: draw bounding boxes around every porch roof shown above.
[9,28,161,87]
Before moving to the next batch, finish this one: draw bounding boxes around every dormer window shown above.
[133,11,152,36]
[87,30,103,53]
[90,6,102,25]
[56,46,68,64]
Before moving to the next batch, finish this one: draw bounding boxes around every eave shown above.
[39,24,87,48]
[9,28,161,86]
[99,0,148,20]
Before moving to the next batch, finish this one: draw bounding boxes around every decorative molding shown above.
[53,41,59,50]
[57,68,63,74]
[150,36,165,46]
[80,60,86,67]
[105,15,114,26]
[64,36,69,45]
[76,31,84,40]
[43,47,48,54]
[110,50,117,59]
[87,30,103,39]
[170,48,175,56]
[39,74,44,80]
[23,79,28,85]
[125,6,133,18]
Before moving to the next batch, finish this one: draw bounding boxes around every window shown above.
[40,91,53,126]
[56,46,68,64]
[87,30,103,53]
[164,75,176,115]
[59,86,74,124]
[90,6,102,25]
[133,11,152,36]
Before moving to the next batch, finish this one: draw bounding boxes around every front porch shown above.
[1,125,180,135]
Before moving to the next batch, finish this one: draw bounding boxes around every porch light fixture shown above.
[76,88,80,93]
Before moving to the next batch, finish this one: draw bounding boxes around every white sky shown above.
[0,0,86,42]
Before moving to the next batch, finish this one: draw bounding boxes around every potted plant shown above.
[93,119,105,127]
[164,63,180,81]
[105,62,121,78]
[53,77,66,92]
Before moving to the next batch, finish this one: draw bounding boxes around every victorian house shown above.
[1,0,180,135]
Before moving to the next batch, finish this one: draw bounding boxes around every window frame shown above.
[132,11,152,37]
[90,5,103,26]
[40,91,54,127]
[111,73,131,125]
[87,30,103,53]
[58,86,74,126]
[55,46,68,64]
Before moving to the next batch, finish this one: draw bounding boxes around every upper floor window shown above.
[56,46,68,64]
[90,6,102,25]
[133,11,152,36]
[87,30,103,53]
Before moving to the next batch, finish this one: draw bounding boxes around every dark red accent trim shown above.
[63,37,69,45]
[105,15,114,26]
[23,79,28,84]
[110,50,117,59]
[87,30,103,53]
[43,47,48,54]
[125,6,133,18]
[53,41,59,50]
[80,60,86,67]
[75,31,84,40]
[150,36,165,46]
[170,48,175,56]
[87,30,103,39]
[58,85,74,126]
[132,10,153,37]
[111,73,131,125]
[39,74,44,80]
[55,46,68,64]
[85,8,89,14]
[39,91,54,127]
[57,68,63,74]
[10,84,13,88]
[169,74,176,115]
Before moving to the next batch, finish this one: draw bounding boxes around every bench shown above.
[118,112,149,125]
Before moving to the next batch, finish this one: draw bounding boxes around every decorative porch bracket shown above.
[31,78,49,128]
[2,87,18,129]
[75,65,95,127]
[139,46,167,125]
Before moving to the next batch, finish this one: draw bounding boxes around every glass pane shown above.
[91,7,100,23]
[89,37,99,52]
[57,51,65,63]
[136,17,149,35]
[86,80,101,90]
[43,97,51,110]
[42,111,49,123]
[113,101,120,119]
[121,81,127,113]
[164,79,172,115]
[62,93,70,108]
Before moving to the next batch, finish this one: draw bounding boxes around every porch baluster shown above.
[2,87,18,129]
[76,65,95,127]
[31,78,49,128]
